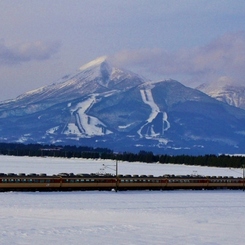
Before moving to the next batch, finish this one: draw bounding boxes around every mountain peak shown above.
[197,80,245,110]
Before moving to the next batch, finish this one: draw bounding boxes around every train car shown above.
[0,173,61,191]
[206,176,244,189]
[117,175,167,190]
[165,175,209,190]
[59,173,117,191]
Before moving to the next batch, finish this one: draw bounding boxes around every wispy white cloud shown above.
[110,32,245,86]
[0,40,61,65]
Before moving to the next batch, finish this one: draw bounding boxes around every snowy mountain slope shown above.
[1,57,245,154]
[137,81,245,153]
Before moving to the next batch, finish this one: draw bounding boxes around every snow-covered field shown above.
[0,155,245,245]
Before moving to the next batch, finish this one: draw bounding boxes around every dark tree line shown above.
[0,143,244,168]
[0,143,112,159]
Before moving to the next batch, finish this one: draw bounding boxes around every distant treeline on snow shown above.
[0,143,244,169]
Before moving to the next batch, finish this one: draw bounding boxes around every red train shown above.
[0,173,244,191]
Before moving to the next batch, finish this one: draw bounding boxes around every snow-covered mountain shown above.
[197,81,245,110]
[0,56,144,116]
[1,57,245,155]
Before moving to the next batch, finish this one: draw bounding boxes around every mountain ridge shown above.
[1,57,245,155]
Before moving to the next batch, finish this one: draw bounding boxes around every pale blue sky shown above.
[0,0,245,100]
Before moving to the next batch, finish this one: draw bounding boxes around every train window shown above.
[40,180,45,183]
[75,179,80,183]
[27,179,33,182]
[45,179,50,183]
[16,179,21,183]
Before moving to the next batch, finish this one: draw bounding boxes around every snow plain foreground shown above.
[0,155,245,245]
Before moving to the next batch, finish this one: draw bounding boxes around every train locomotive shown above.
[0,172,244,191]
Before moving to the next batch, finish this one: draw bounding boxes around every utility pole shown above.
[116,159,118,192]
[243,165,245,192]
[101,159,119,192]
